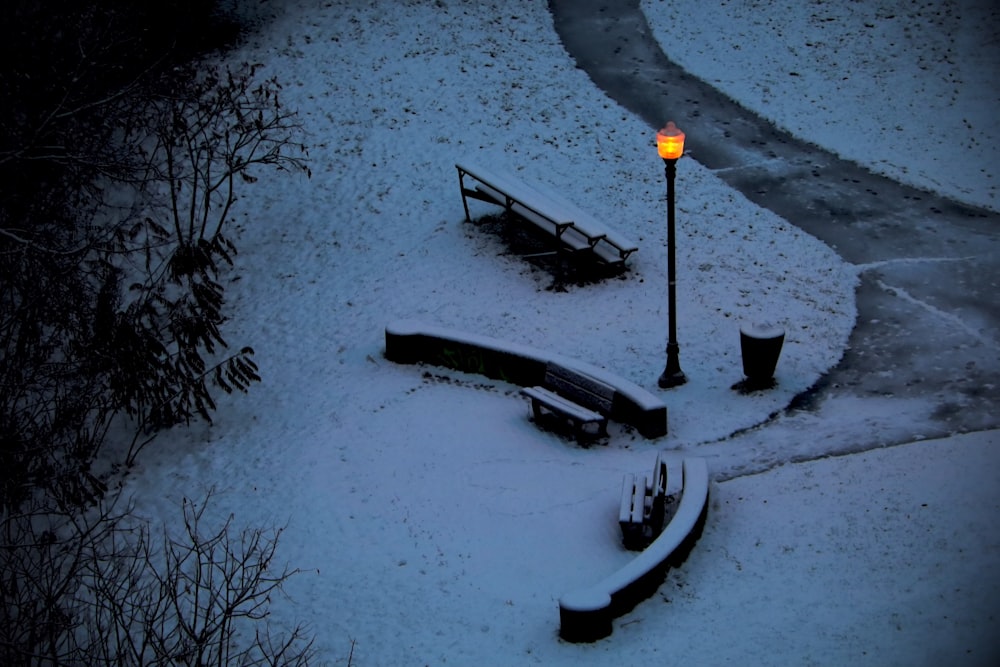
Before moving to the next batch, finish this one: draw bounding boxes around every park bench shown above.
[619,451,670,550]
[520,362,616,443]
[456,162,638,266]
[559,456,709,642]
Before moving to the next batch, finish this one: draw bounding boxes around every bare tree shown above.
[1,58,309,503]
[109,62,309,464]
[0,490,314,666]
[1,3,316,663]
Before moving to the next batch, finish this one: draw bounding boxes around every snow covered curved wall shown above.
[384,320,668,438]
[559,457,710,642]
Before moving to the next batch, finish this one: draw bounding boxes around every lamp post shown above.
[656,121,686,388]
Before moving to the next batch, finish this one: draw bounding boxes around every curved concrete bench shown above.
[384,320,667,438]
[558,457,709,642]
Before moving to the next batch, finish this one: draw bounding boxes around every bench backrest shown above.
[544,362,615,415]
[647,451,669,534]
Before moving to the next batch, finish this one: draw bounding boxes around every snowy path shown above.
[550,0,1000,448]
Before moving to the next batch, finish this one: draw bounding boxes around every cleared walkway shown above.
[549,0,1000,445]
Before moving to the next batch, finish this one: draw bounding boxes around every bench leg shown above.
[621,523,644,551]
[457,169,472,222]
[576,418,607,443]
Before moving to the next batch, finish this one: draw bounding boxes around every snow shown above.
[642,0,1000,213]
[123,1,1000,665]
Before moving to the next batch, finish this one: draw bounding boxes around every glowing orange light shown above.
[656,121,685,160]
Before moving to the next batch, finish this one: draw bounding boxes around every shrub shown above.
[0,1,315,663]
[0,490,314,665]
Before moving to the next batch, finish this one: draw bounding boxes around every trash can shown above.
[739,322,785,388]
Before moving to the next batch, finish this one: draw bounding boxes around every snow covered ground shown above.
[125,1,1000,665]
[643,0,1000,213]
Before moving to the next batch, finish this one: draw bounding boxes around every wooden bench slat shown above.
[544,364,615,414]
[587,242,624,266]
[471,182,506,206]
[461,163,574,224]
[618,472,646,551]
[519,180,606,239]
[597,229,639,255]
[473,183,593,253]
[647,452,669,534]
[619,472,637,524]
[546,364,615,398]
[617,451,676,549]
[519,362,616,443]
[592,229,639,258]
[521,386,605,424]
[514,179,638,257]
[632,475,648,524]
[520,362,618,443]
[509,203,592,252]
[457,162,638,264]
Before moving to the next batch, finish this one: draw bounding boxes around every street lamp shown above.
[656,121,686,388]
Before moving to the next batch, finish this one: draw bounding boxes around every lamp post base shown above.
[657,368,687,389]
[657,347,686,388]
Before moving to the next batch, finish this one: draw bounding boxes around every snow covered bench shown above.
[619,451,670,551]
[456,162,638,266]
[384,320,668,438]
[520,362,614,443]
[559,457,709,643]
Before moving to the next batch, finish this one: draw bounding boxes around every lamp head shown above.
[656,121,685,160]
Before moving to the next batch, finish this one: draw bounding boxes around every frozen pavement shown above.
[549,0,1000,472]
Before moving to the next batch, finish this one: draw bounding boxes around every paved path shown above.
[549,0,1000,467]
